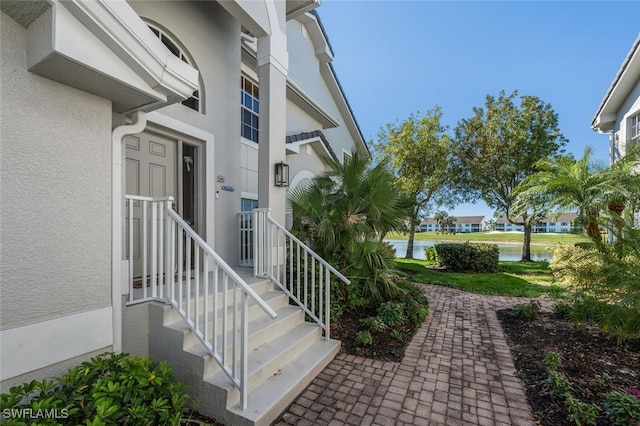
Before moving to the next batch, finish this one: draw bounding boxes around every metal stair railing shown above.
[124,195,277,409]
[253,208,350,341]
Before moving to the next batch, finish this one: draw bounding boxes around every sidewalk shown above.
[274,285,552,426]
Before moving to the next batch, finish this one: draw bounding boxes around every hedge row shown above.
[434,242,499,273]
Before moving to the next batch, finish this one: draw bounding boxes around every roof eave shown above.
[592,33,640,132]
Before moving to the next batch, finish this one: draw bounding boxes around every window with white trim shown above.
[148,25,200,112]
[241,76,259,142]
[630,112,640,144]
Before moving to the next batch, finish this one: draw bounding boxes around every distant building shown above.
[420,216,484,233]
[494,213,578,233]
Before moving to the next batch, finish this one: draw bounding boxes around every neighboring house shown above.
[1,1,364,424]
[419,216,485,233]
[592,33,640,228]
[494,213,578,233]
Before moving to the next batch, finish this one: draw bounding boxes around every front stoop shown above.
[148,277,340,426]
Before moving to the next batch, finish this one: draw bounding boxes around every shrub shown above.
[565,395,600,426]
[360,317,387,333]
[553,302,572,319]
[377,302,406,327]
[552,240,640,343]
[570,297,640,344]
[0,353,188,425]
[355,330,373,346]
[543,348,563,371]
[389,330,403,341]
[604,389,640,425]
[510,301,540,321]
[425,246,438,262]
[434,242,499,273]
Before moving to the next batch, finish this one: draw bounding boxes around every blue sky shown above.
[317,0,640,219]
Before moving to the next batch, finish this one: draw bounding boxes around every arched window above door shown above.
[147,24,201,112]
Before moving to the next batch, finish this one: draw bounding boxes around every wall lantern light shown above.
[274,161,289,187]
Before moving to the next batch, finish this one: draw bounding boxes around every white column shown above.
[257,3,288,225]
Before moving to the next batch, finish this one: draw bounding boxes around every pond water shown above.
[385,239,554,262]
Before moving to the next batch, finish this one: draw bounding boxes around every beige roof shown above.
[495,213,577,224]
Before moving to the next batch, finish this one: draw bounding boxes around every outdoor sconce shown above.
[274,161,290,187]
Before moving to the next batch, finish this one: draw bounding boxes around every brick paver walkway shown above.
[274,285,554,426]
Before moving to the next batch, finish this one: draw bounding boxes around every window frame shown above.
[241,75,260,143]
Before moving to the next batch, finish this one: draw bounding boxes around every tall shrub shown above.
[435,242,499,273]
[289,149,408,303]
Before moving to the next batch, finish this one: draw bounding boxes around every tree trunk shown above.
[586,209,602,245]
[406,225,416,259]
[521,222,532,262]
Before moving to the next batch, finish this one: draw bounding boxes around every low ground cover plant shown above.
[336,279,429,360]
[541,348,640,425]
[0,353,189,425]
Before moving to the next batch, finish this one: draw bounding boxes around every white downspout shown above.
[111,111,147,353]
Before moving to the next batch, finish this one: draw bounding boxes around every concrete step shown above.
[162,278,275,325]
[206,321,322,401]
[150,271,340,426]
[226,338,341,426]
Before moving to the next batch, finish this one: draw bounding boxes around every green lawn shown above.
[387,231,589,245]
[396,259,568,299]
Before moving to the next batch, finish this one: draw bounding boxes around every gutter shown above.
[111,111,147,353]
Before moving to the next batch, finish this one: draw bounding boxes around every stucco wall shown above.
[1,11,112,330]
[286,99,323,136]
[612,78,640,161]
[128,1,242,264]
[287,19,336,115]
[287,18,359,158]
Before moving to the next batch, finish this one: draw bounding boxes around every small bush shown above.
[565,395,599,426]
[553,302,572,319]
[0,353,188,425]
[434,243,499,273]
[510,301,540,321]
[604,389,640,425]
[590,372,612,392]
[389,330,403,341]
[544,348,563,371]
[355,330,373,346]
[377,302,406,327]
[425,246,438,262]
[360,317,387,333]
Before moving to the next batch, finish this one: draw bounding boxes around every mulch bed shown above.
[498,309,640,425]
[330,305,417,362]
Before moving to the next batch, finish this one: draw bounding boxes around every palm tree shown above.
[288,149,408,302]
[517,146,623,245]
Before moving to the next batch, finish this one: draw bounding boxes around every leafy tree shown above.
[288,148,407,302]
[451,90,567,261]
[375,107,455,258]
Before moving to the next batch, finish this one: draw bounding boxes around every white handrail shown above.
[253,208,350,341]
[125,195,276,409]
[164,208,276,410]
[125,196,174,304]
[166,209,277,319]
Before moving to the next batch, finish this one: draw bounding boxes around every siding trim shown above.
[0,307,113,380]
